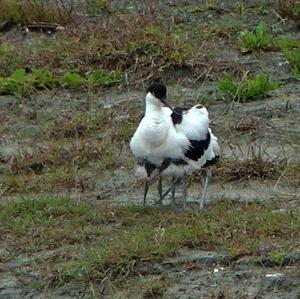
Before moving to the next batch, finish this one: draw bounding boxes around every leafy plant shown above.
[283,49,300,77]
[269,251,285,266]
[275,38,300,77]
[0,68,122,97]
[87,69,121,88]
[0,68,33,97]
[32,68,58,88]
[218,73,279,101]
[275,38,300,50]
[239,22,272,52]
[60,72,85,88]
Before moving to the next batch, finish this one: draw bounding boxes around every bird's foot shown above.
[153,198,163,207]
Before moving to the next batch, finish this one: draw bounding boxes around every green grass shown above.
[239,22,272,52]
[275,38,300,50]
[1,196,300,288]
[218,73,279,101]
[268,251,286,266]
[284,49,300,77]
[276,38,300,77]
[0,68,121,97]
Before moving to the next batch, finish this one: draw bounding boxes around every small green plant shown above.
[32,68,58,89]
[0,68,33,97]
[283,49,300,77]
[276,38,300,77]
[218,73,279,101]
[275,38,300,50]
[239,22,272,52]
[269,251,285,266]
[87,69,121,91]
[60,72,85,88]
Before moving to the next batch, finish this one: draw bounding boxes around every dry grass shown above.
[274,0,297,17]
[214,156,286,182]
[0,0,73,28]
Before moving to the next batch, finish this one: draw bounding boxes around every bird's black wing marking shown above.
[138,159,157,177]
[138,157,188,178]
[203,155,220,168]
[158,158,188,173]
[185,132,211,161]
[170,107,189,125]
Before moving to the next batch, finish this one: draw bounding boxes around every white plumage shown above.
[130,83,220,209]
[130,92,190,166]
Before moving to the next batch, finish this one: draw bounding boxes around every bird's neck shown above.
[145,102,163,117]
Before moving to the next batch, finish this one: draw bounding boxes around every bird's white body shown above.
[130,92,219,180]
[130,93,190,166]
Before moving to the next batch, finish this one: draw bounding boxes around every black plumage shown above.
[185,132,211,161]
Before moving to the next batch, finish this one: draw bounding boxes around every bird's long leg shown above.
[171,176,176,206]
[160,177,181,200]
[143,180,149,206]
[199,168,211,210]
[156,175,163,206]
[182,174,187,210]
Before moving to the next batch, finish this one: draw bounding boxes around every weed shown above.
[282,48,300,77]
[218,73,279,101]
[268,251,285,266]
[87,69,121,92]
[239,22,272,52]
[275,38,300,77]
[32,68,59,89]
[0,68,120,97]
[60,72,85,88]
[275,38,300,50]
[0,68,33,97]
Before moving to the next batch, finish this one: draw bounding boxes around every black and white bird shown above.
[130,83,220,209]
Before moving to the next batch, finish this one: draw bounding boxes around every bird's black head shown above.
[147,83,167,101]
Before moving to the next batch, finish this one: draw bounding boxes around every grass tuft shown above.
[218,72,279,101]
[239,22,272,52]
[283,48,300,77]
[276,38,300,77]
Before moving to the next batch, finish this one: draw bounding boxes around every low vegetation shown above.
[0,68,121,97]
[276,38,300,77]
[1,195,299,290]
[274,0,300,18]
[218,72,279,101]
[0,0,73,28]
[239,22,272,52]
